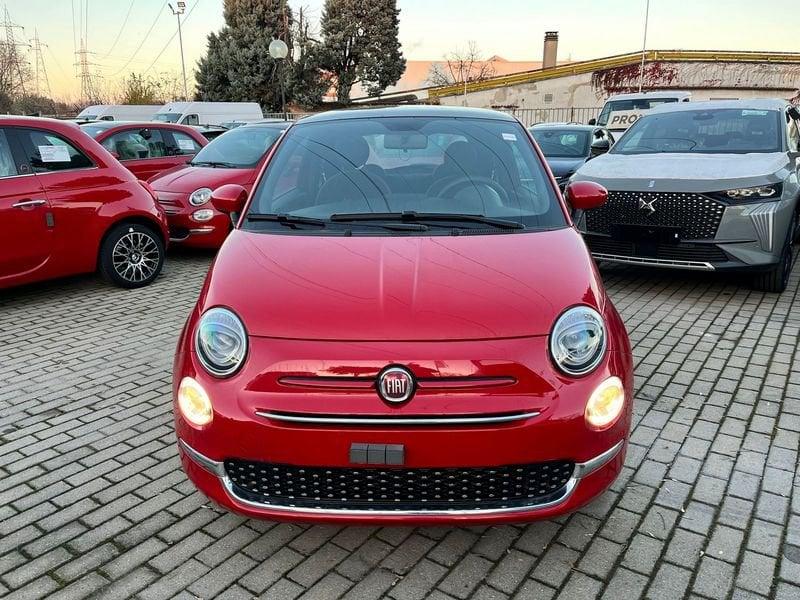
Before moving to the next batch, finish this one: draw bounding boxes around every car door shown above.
[101,128,172,180]
[159,129,203,175]
[0,128,53,283]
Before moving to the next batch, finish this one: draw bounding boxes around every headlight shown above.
[550,306,606,376]
[195,307,248,377]
[585,376,625,430]
[189,187,213,206]
[712,184,782,203]
[177,377,213,426]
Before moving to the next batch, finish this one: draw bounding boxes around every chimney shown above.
[543,31,558,69]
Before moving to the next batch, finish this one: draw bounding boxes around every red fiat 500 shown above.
[174,107,632,524]
[0,116,168,290]
[149,121,290,248]
[80,121,207,181]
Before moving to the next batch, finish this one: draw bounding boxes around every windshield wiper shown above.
[330,211,524,230]
[190,160,238,168]
[246,213,327,227]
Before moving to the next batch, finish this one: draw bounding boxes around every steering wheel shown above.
[427,176,510,207]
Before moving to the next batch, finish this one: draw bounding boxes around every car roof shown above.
[606,91,692,101]
[240,120,292,130]
[647,98,790,114]
[79,120,193,130]
[298,105,517,124]
[530,123,598,131]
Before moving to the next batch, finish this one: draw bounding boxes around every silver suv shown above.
[572,99,800,292]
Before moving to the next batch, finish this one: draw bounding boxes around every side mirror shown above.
[565,181,607,210]
[590,138,611,157]
[587,118,597,126]
[211,184,248,214]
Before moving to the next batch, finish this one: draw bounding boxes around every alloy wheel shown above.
[111,230,161,283]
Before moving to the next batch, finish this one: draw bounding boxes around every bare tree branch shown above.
[426,41,496,86]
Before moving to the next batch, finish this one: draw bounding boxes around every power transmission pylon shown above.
[1,5,30,96]
[74,40,100,104]
[31,29,51,98]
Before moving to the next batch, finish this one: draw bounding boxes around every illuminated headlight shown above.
[721,184,781,201]
[177,377,213,426]
[195,307,248,377]
[191,209,214,222]
[189,187,213,206]
[549,306,606,376]
[585,376,625,430]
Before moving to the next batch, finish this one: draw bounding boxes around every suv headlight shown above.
[195,307,248,377]
[550,306,606,376]
[710,184,782,203]
[189,187,213,206]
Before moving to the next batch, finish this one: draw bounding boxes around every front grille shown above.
[586,237,730,263]
[586,191,725,240]
[224,459,575,511]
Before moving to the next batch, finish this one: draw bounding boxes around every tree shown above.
[317,0,405,104]
[427,42,495,87]
[118,74,160,105]
[195,0,326,110]
[0,89,11,113]
[0,40,31,99]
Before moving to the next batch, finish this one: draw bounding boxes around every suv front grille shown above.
[586,237,730,263]
[586,191,725,240]
[224,459,575,511]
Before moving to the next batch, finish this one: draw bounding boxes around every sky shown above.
[3,0,798,100]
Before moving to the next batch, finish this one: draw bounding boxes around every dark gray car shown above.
[529,123,613,191]
[572,99,800,292]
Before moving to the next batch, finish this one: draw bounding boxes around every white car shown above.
[590,91,692,139]
[153,102,264,127]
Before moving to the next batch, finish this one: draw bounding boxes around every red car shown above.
[80,121,207,181]
[173,107,633,524]
[148,121,290,248]
[0,116,168,289]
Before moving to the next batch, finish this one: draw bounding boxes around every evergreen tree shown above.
[195,0,325,110]
[317,0,405,104]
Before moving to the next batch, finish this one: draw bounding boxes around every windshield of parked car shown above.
[190,126,285,168]
[80,124,110,138]
[154,113,181,123]
[244,116,564,234]
[612,108,782,155]
[531,128,591,157]
[597,98,679,125]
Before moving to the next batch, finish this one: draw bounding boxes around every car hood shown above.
[545,157,587,179]
[148,164,255,192]
[201,228,605,341]
[573,152,788,192]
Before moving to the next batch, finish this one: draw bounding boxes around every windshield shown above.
[531,129,590,157]
[597,98,679,126]
[80,124,107,137]
[244,116,564,234]
[612,108,782,155]
[191,126,285,168]
[154,113,181,123]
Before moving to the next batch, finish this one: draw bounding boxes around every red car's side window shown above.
[104,130,167,161]
[0,130,18,178]
[18,129,94,173]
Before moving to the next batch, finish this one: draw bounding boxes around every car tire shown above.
[99,222,165,288]
[752,215,795,294]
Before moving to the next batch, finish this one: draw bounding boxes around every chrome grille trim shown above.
[592,253,715,271]
[255,410,541,426]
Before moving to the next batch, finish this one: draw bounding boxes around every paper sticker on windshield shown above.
[502,132,517,141]
[742,110,768,116]
[177,139,196,151]
[39,145,70,163]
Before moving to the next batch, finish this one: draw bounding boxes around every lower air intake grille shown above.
[224,459,575,511]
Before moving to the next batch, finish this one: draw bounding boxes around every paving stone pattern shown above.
[1,253,799,599]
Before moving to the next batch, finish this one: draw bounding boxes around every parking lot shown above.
[0,253,798,600]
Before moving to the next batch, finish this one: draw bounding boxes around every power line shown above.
[142,0,199,76]
[108,2,167,77]
[101,0,135,58]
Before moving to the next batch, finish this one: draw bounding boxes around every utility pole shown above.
[1,6,30,97]
[638,0,650,93]
[169,2,188,100]
[32,29,51,98]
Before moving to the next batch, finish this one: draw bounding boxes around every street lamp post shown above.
[638,0,651,93]
[269,39,289,120]
[169,2,188,100]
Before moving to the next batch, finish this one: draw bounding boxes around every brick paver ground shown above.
[1,251,799,600]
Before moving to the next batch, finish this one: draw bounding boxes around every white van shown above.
[153,102,264,126]
[590,91,692,137]
[75,104,162,122]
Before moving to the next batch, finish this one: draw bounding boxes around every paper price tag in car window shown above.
[177,139,195,151]
[742,110,768,116]
[502,133,517,142]
[39,145,70,163]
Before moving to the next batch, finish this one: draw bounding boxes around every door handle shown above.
[12,199,47,209]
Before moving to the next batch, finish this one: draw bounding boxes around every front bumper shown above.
[155,191,230,248]
[178,436,626,524]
